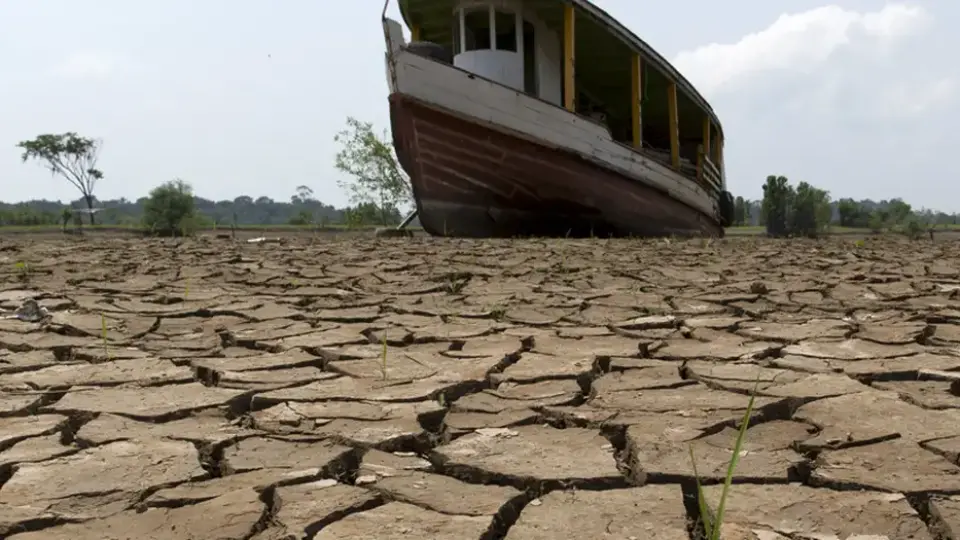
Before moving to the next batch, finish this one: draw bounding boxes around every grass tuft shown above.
[689,379,759,540]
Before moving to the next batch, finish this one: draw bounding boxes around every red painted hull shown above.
[389,93,722,238]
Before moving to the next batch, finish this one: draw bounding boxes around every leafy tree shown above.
[884,198,913,226]
[288,210,313,226]
[790,181,831,237]
[60,207,73,230]
[902,217,924,239]
[142,179,200,236]
[870,208,890,231]
[334,117,411,226]
[761,176,833,237]
[16,133,104,224]
[343,207,365,228]
[837,198,860,227]
[733,196,746,226]
[761,175,793,237]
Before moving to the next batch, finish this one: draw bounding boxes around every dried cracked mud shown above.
[3,234,960,539]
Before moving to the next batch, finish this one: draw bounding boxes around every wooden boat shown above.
[382,0,735,237]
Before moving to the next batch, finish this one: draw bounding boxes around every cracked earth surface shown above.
[2,235,960,539]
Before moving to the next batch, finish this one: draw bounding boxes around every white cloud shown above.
[51,51,116,79]
[860,4,927,39]
[666,2,956,209]
[672,3,928,95]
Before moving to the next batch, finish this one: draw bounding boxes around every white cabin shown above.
[451,0,562,106]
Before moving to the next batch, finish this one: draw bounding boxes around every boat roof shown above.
[396,0,723,135]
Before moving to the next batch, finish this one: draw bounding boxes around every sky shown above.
[1,0,956,211]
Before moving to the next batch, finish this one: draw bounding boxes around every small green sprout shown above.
[14,261,29,282]
[100,313,111,359]
[380,332,388,380]
[445,276,467,294]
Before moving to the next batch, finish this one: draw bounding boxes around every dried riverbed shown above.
[1,235,960,539]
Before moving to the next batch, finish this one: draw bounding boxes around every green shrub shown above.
[901,218,924,240]
[760,176,831,238]
[142,179,199,236]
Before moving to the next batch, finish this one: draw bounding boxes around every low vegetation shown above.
[4,121,949,238]
[6,118,411,233]
[730,175,938,238]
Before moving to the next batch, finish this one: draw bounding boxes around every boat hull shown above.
[389,93,723,238]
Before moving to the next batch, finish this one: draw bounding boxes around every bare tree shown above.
[292,185,315,204]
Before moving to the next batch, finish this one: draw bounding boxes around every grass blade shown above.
[713,380,760,538]
[689,446,716,539]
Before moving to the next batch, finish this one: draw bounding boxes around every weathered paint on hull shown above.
[389,93,723,239]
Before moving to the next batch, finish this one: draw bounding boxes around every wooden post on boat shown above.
[697,115,711,185]
[410,23,421,41]
[563,3,575,112]
[702,116,711,157]
[631,54,643,148]
[696,144,705,186]
[666,82,680,169]
[714,130,723,168]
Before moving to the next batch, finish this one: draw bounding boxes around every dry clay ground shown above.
[3,236,960,539]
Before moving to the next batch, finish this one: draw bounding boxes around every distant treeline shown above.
[731,197,958,229]
[0,195,411,228]
[1,192,953,231]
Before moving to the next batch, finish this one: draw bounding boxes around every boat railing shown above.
[640,145,697,176]
[696,144,723,194]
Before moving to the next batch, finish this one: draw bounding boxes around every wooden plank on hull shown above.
[389,49,717,218]
[714,131,723,167]
[390,94,724,238]
[702,115,711,157]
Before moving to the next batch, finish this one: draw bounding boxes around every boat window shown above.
[523,20,537,95]
[463,8,491,51]
[494,11,517,52]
